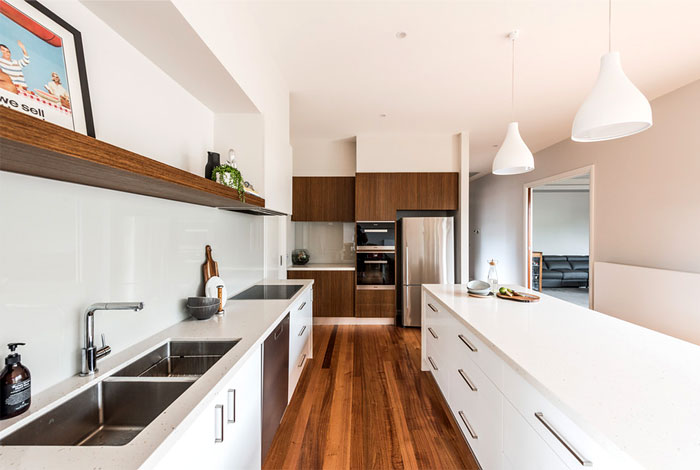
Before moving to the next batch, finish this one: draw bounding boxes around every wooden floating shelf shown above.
[0,107,281,214]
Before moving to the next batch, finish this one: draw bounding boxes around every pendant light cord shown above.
[608,0,612,52]
[511,34,515,122]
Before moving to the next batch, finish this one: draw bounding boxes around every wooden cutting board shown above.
[497,292,540,302]
[202,245,219,284]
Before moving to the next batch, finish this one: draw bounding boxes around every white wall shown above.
[356,133,459,172]
[214,113,265,194]
[293,139,356,176]
[532,191,589,255]
[470,78,700,297]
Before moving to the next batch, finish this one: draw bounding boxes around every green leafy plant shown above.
[212,164,245,202]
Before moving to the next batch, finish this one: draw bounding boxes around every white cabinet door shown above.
[289,288,312,400]
[218,346,262,470]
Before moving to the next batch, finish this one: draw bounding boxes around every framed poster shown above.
[0,0,94,136]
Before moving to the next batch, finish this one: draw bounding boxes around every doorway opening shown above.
[525,167,593,308]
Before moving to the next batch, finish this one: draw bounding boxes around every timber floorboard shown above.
[263,325,478,470]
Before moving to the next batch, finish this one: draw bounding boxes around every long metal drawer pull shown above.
[458,368,477,391]
[298,353,307,368]
[227,389,236,423]
[364,229,388,233]
[458,334,478,352]
[214,404,224,443]
[534,412,592,467]
[427,303,438,312]
[298,325,307,336]
[298,301,306,310]
[458,411,478,439]
[428,356,438,370]
[427,327,439,339]
[364,260,388,264]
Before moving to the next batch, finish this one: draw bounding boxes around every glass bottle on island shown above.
[487,259,499,294]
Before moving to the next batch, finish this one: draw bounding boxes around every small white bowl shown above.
[467,280,491,295]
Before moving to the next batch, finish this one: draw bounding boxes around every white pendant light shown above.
[492,30,534,175]
[571,0,652,142]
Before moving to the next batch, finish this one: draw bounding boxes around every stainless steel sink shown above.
[0,379,192,446]
[113,340,239,378]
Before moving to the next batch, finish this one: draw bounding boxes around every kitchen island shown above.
[422,284,700,470]
[0,279,313,470]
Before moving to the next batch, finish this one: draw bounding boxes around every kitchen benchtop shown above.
[0,279,313,470]
[424,284,700,470]
[287,263,355,271]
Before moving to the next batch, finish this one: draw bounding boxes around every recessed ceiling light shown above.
[395,31,407,39]
[380,113,387,118]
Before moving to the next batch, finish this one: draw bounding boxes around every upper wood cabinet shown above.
[292,177,355,221]
[355,172,459,221]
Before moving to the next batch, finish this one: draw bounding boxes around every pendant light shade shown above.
[572,52,652,142]
[492,122,534,175]
[492,30,534,176]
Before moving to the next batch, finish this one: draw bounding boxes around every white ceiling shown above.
[242,0,700,175]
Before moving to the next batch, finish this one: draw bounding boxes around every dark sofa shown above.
[542,255,589,288]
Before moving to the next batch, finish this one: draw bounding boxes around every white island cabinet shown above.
[422,285,653,470]
[151,346,262,470]
[289,286,313,401]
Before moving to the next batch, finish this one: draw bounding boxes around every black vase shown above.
[205,152,220,180]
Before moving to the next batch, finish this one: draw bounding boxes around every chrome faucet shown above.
[80,302,144,376]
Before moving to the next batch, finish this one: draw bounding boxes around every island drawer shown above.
[449,319,504,390]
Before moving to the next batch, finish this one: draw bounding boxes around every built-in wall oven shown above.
[356,222,395,252]
[357,251,395,288]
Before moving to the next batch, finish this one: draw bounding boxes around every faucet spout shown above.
[80,301,144,376]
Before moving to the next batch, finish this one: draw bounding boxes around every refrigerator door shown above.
[402,217,455,285]
[402,285,423,327]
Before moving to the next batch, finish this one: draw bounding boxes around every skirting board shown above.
[314,317,395,325]
[594,261,700,346]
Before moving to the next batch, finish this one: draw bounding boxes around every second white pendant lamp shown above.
[571,0,652,142]
[492,30,534,175]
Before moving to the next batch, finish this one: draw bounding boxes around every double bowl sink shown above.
[0,340,239,447]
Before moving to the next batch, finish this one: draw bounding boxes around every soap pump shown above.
[0,342,31,420]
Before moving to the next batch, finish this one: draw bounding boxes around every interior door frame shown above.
[522,164,596,308]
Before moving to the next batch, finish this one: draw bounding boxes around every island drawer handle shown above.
[214,404,224,443]
[298,353,307,368]
[298,325,307,336]
[427,327,438,339]
[428,356,438,371]
[298,301,306,310]
[458,411,478,439]
[458,334,478,352]
[427,303,438,312]
[227,389,236,424]
[534,412,592,467]
[458,369,477,391]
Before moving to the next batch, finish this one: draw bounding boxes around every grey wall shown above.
[533,191,589,255]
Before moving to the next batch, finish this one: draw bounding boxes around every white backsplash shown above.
[0,172,264,393]
[293,222,355,264]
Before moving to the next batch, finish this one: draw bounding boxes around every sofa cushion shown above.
[546,260,573,271]
[542,270,563,280]
[570,260,589,271]
[561,270,588,281]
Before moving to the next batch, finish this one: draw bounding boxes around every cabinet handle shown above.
[298,325,306,336]
[428,356,438,371]
[458,411,478,439]
[534,412,592,467]
[458,334,478,352]
[298,353,307,368]
[427,303,438,312]
[298,301,306,310]
[227,389,236,424]
[427,327,438,339]
[364,260,388,264]
[458,369,477,391]
[274,322,284,340]
[214,404,224,443]
[364,229,388,233]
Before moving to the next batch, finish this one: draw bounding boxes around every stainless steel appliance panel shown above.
[402,285,423,327]
[262,313,289,461]
[401,217,454,285]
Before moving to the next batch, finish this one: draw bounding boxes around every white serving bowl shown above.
[467,280,491,295]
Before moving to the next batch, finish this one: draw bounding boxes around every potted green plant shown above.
[211,163,245,202]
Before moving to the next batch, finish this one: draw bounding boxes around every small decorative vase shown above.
[205,152,220,180]
[292,249,310,265]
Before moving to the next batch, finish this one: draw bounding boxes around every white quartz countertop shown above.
[424,284,700,470]
[287,263,355,271]
[0,279,313,470]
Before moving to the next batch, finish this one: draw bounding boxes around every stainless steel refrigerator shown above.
[400,217,454,327]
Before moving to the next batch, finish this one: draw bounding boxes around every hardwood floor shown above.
[263,325,478,470]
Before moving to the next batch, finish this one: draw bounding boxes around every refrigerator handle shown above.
[403,244,408,285]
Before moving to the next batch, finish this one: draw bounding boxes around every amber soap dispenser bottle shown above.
[0,343,31,420]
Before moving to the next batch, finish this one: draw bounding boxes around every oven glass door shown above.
[357,222,395,251]
[357,252,395,286]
